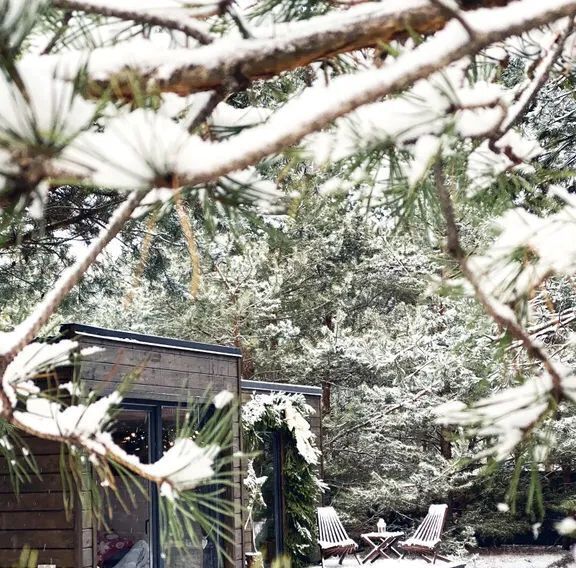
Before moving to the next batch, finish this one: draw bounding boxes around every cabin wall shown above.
[0,328,323,568]
[76,335,244,568]
[0,436,87,568]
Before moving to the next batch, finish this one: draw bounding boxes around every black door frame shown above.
[272,431,285,558]
[118,401,161,568]
[119,399,223,568]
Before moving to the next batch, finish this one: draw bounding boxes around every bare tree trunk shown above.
[440,427,453,460]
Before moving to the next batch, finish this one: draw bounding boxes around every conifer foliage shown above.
[3,0,576,557]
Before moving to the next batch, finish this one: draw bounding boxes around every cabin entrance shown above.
[98,403,213,568]
[250,431,285,565]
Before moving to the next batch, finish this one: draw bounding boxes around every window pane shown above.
[161,406,212,568]
[98,408,152,568]
[251,431,280,563]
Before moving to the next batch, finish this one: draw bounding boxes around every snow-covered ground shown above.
[311,549,569,568]
[469,549,568,568]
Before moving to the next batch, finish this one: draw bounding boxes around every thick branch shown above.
[164,0,576,188]
[50,0,517,98]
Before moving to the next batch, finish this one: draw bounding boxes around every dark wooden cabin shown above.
[0,324,321,568]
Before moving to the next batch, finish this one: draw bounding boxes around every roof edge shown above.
[241,379,322,397]
[60,323,242,358]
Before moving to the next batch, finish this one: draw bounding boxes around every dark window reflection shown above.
[252,432,280,565]
[98,409,152,568]
[161,406,208,568]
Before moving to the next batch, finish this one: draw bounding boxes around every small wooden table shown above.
[360,531,404,563]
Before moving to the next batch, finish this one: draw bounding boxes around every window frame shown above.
[114,398,222,568]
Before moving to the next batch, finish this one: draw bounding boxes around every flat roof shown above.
[60,323,242,358]
[241,379,322,397]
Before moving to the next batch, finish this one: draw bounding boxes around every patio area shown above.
[310,547,568,568]
[311,561,465,568]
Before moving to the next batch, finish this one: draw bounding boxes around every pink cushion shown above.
[97,532,135,564]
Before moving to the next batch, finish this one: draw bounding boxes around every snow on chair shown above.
[398,504,450,564]
[317,506,361,567]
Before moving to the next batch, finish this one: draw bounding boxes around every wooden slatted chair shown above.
[317,506,361,567]
[398,504,450,564]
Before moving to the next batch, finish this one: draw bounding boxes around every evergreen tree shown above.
[4,0,576,559]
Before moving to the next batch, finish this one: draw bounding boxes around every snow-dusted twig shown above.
[52,0,216,44]
[528,307,576,337]
[428,0,477,40]
[499,17,574,134]
[0,188,149,361]
[503,306,576,353]
[433,163,565,398]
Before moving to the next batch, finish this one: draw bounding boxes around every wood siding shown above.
[0,436,79,567]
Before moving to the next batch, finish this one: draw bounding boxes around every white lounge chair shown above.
[317,506,361,567]
[398,504,450,564]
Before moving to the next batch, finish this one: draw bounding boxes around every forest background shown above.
[3,0,576,557]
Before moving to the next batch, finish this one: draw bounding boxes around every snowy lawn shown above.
[468,548,568,568]
[310,548,568,568]
[310,561,463,568]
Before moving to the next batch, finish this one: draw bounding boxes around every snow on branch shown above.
[499,18,573,133]
[0,337,234,496]
[435,164,565,384]
[44,0,576,99]
[436,363,576,461]
[1,340,97,409]
[465,201,576,305]
[145,0,576,189]
[436,372,555,460]
[2,0,576,499]
[5,0,576,198]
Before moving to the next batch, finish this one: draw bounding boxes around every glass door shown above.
[97,406,154,568]
[251,431,285,565]
[160,405,208,568]
[96,402,226,568]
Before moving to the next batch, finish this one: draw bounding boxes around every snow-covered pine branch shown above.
[4,0,576,532]
[44,0,576,98]
[30,0,576,201]
[1,336,235,497]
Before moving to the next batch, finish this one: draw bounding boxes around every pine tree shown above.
[3,0,576,558]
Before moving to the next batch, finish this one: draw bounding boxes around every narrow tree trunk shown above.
[562,463,572,485]
[322,381,331,415]
[440,427,453,459]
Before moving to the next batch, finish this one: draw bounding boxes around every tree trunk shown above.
[562,463,572,485]
[322,380,331,415]
[440,427,452,459]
